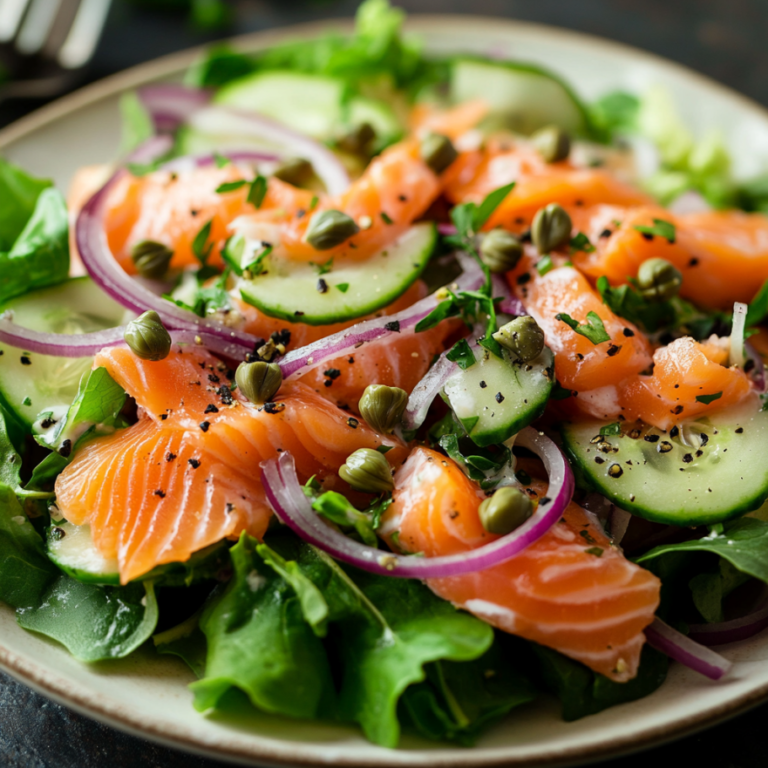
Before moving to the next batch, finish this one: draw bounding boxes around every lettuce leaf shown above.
[0,160,69,303]
[191,532,494,746]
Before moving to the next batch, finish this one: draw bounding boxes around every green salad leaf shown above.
[0,485,58,609]
[401,635,536,746]
[119,91,154,155]
[17,577,159,662]
[192,532,494,746]
[154,610,208,678]
[532,643,668,722]
[0,159,69,303]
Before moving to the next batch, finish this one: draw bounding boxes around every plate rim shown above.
[2,13,768,767]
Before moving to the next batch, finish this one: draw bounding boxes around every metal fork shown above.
[0,0,112,100]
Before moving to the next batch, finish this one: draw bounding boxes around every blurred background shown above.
[3,0,768,128]
[2,0,768,767]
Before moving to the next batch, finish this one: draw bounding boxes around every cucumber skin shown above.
[238,223,437,326]
[561,418,768,527]
[450,55,599,139]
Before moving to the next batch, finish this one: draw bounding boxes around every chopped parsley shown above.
[696,392,723,405]
[633,218,676,243]
[446,338,476,370]
[556,311,611,345]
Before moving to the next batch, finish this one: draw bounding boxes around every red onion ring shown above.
[688,591,768,646]
[187,105,350,196]
[137,84,212,133]
[491,273,527,316]
[75,152,279,353]
[0,312,248,359]
[745,341,766,393]
[261,427,574,579]
[644,617,732,680]
[402,352,457,431]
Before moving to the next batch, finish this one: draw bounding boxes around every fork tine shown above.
[56,0,111,69]
[0,0,31,43]
[43,0,83,59]
[15,0,63,55]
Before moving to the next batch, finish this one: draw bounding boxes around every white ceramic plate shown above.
[2,15,768,768]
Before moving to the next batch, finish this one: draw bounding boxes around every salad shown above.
[3,0,768,749]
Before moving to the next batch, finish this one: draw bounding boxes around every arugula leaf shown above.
[446,339,476,370]
[0,159,69,303]
[193,531,493,746]
[695,391,722,405]
[17,578,159,662]
[37,367,126,454]
[555,311,611,344]
[0,485,58,610]
[119,91,154,155]
[401,635,536,746]
[636,518,768,584]
[533,642,667,721]
[190,534,335,719]
[632,218,677,243]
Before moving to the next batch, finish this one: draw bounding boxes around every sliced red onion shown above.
[491,273,527,316]
[745,341,766,393]
[76,153,276,354]
[187,106,350,196]
[261,427,574,579]
[668,190,712,215]
[730,302,748,368]
[688,591,768,646]
[438,223,457,236]
[644,617,732,680]
[138,84,212,133]
[402,352,457,431]
[279,265,484,381]
[0,312,247,359]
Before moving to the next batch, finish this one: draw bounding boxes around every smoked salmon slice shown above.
[55,347,407,583]
[383,447,661,682]
[572,205,768,311]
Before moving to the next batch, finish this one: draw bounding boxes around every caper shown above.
[130,240,173,280]
[358,385,408,434]
[337,122,376,157]
[531,125,571,163]
[636,258,682,302]
[493,316,546,362]
[480,229,523,273]
[419,132,458,174]
[124,311,171,361]
[531,203,572,254]
[339,448,394,494]
[235,361,283,405]
[479,487,533,535]
[305,209,360,251]
[273,157,314,187]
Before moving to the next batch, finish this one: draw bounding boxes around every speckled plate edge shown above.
[2,15,768,767]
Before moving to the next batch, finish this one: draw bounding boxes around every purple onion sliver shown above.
[138,84,213,133]
[437,223,457,236]
[0,315,127,357]
[261,426,574,579]
[402,353,457,431]
[644,618,732,680]
[688,591,768,647]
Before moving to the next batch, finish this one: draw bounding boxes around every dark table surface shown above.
[3,1,768,766]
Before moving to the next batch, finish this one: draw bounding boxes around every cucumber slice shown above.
[238,222,436,325]
[561,405,768,526]
[215,71,346,140]
[0,277,128,430]
[442,346,554,447]
[346,97,403,147]
[450,57,592,136]
[47,521,231,586]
